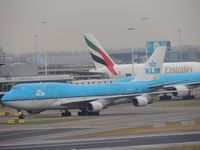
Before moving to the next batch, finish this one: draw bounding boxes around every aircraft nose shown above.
[1,93,10,104]
[0,96,3,104]
[1,95,6,103]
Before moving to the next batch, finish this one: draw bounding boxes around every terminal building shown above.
[0,62,38,77]
[0,47,5,63]
[1,45,200,77]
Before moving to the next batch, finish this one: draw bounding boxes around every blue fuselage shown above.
[2,73,200,103]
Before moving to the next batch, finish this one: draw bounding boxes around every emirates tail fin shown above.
[84,33,118,75]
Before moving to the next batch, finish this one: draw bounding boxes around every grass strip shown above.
[152,100,200,107]
[0,117,91,125]
[57,118,200,139]
[138,144,200,150]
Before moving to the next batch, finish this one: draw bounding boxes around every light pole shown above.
[128,27,135,76]
[34,34,38,62]
[42,21,48,76]
[140,17,150,21]
[140,17,150,62]
[177,29,182,62]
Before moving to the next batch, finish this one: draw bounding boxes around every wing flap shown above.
[147,79,190,89]
[164,82,200,89]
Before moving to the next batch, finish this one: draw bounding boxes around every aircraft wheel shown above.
[78,110,88,116]
[88,112,99,116]
[168,95,172,99]
[61,111,71,117]
[19,113,25,119]
[160,95,172,100]
[183,95,195,100]
[188,95,195,99]
[78,109,100,116]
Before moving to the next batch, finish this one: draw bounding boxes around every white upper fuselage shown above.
[90,62,200,77]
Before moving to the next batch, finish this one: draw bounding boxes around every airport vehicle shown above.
[1,47,200,119]
[84,33,200,77]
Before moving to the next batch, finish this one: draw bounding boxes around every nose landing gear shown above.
[18,111,25,119]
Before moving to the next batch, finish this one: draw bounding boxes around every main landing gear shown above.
[160,95,172,101]
[78,109,99,116]
[183,95,195,100]
[61,110,72,117]
[61,109,100,117]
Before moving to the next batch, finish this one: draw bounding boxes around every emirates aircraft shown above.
[84,33,200,77]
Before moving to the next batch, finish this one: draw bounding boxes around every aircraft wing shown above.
[53,89,199,107]
[53,94,140,107]
[147,79,200,95]
[146,79,190,89]
[58,94,140,106]
[164,82,200,89]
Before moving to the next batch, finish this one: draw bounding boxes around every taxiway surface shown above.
[0,132,200,150]
[0,100,200,149]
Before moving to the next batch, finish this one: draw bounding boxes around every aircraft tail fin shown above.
[134,46,166,81]
[83,33,118,75]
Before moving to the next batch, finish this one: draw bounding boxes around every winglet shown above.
[134,46,166,81]
[83,33,118,75]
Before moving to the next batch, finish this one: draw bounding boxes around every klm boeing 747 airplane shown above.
[1,47,200,119]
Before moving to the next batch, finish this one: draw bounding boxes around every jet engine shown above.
[170,85,189,97]
[86,101,103,112]
[132,96,149,107]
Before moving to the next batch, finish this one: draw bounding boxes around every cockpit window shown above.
[12,87,19,90]
[12,86,20,90]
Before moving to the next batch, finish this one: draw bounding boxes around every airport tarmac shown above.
[0,99,200,149]
[0,131,200,150]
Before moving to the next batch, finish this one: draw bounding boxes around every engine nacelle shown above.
[86,101,103,112]
[132,96,149,107]
[171,85,189,97]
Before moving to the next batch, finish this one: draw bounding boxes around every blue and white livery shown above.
[1,47,200,118]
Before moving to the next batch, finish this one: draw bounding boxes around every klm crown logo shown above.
[145,60,160,74]
[35,89,45,97]
[148,60,157,67]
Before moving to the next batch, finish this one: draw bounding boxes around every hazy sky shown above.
[0,0,200,54]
